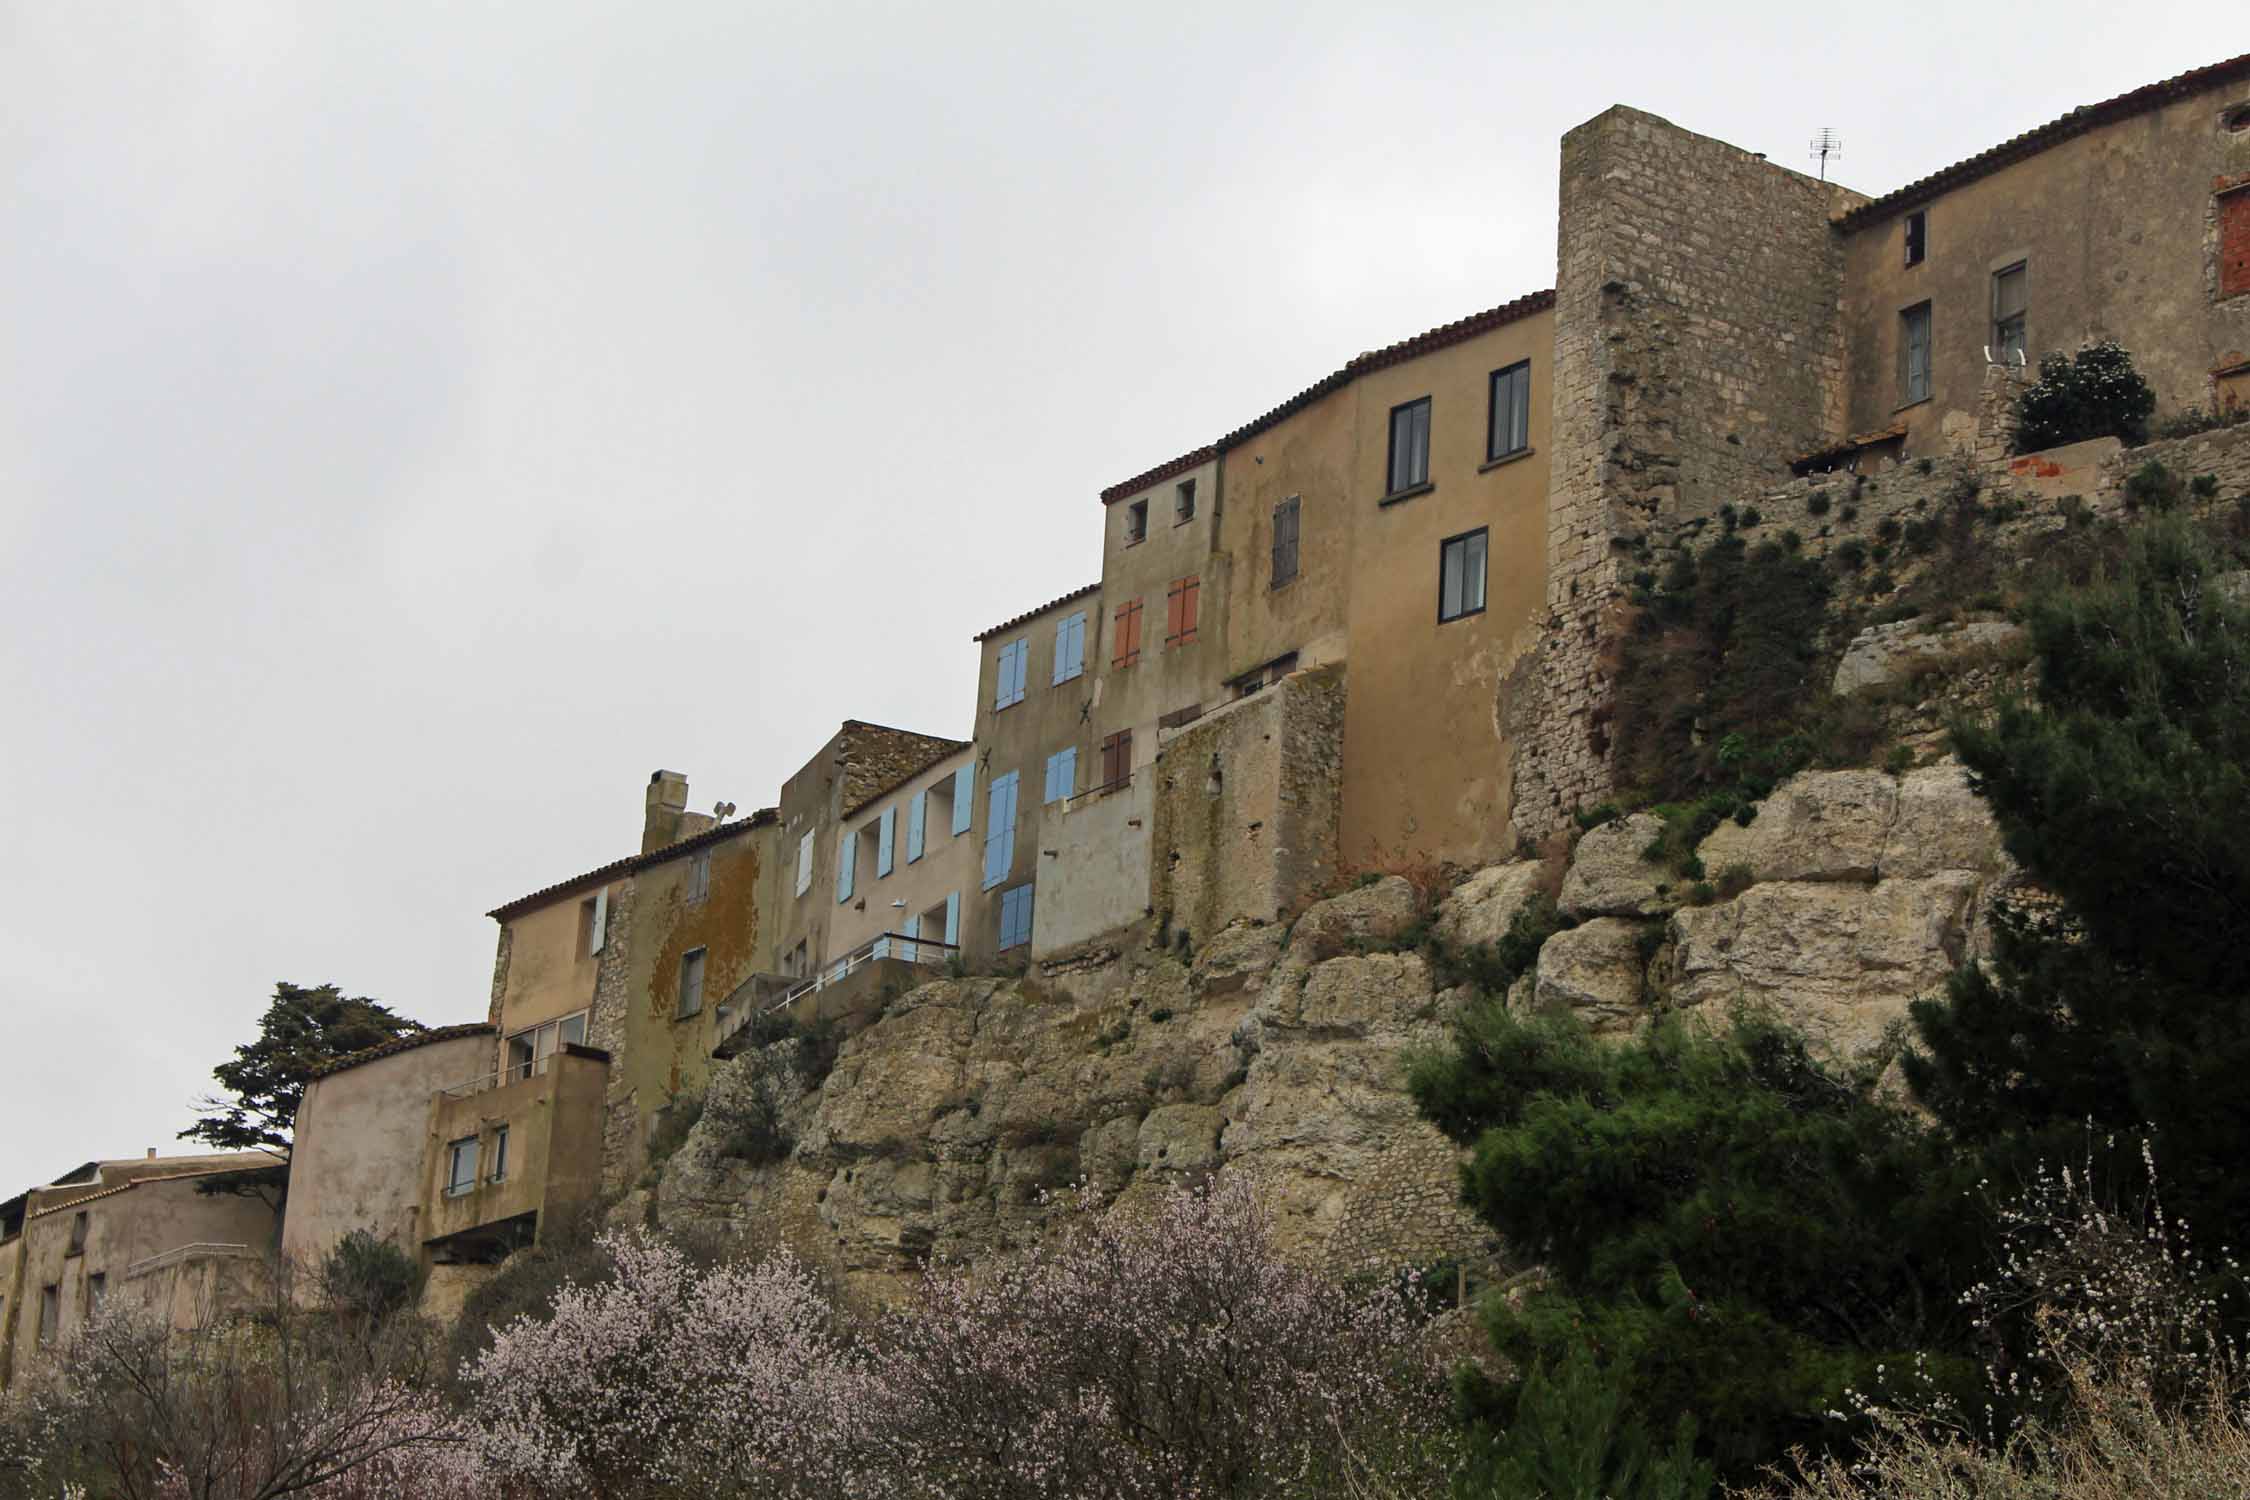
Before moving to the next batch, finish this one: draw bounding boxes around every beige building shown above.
[281,1024,496,1274]
[0,1153,281,1388]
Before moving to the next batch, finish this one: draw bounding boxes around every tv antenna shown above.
[1809,128,1842,182]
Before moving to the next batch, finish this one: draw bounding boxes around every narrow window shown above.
[558,1012,586,1049]
[1110,599,1143,667]
[2221,185,2250,299]
[906,788,928,863]
[1175,478,1196,522]
[951,765,974,835]
[1387,396,1432,494]
[1099,730,1133,791]
[1992,262,2028,363]
[677,947,707,1018]
[998,883,1036,951]
[1043,747,1077,805]
[1439,528,1489,623]
[86,1273,105,1314]
[794,830,814,896]
[1126,499,1148,544]
[1903,209,1927,267]
[489,1126,510,1184]
[1486,362,1531,461]
[66,1212,87,1256]
[581,891,607,956]
[445,1137,480,1197]
[39,1285,59,1345]
[835,824,856,904]
[876,805,896,877]
[686,850,710,906]
[1271,496,1300,587]
[1164,575,1200,646]
[1051,611,1087,685]
[1900,302,1933,404]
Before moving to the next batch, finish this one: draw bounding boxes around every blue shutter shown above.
[906,789,927,863]
[1012,640,1029,704]
[982,772,1018,890]
[1053,611,1086,684]
[876,806,895,877]
[1044,747,1076,805]
[836,829,856,904]
[943,891,960,946]
[952,767,974,834]
[901,912,920,941]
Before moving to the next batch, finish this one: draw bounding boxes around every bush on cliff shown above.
[2011,339,2156,453]
[1410,1006,1984,1487]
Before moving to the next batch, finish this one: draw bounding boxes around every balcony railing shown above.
[713,932,954,1054]
[123,1242,256,1278]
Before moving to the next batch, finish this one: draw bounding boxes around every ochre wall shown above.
[1092,456,1226,776]
[1842,84,2250,446]
[493,886,608,1039]
[1213,387,1355,683]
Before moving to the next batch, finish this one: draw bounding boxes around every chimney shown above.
[146,1148,156,1160]
[644,770,690,853]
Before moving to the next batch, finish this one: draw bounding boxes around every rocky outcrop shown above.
[1531,918,1648,1034]
[1832,618,2026,696]
[1558,814,1677,918]
[1435,861,1548,948]
[1698,762,2003,885]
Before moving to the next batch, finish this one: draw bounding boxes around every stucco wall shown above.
[1030,773,1155,958]
[827,746,979,960]
[493,882,608,1039]
[1150,662,1345,946]
[1093,456,1226,777]
[422,1047,608,1254]
[971,589,1104,961]
[282,1031,493,1275]
[1213,388,1355,682]
[1841,83,2250,447]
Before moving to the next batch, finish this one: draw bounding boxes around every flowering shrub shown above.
[2012,340,2157,452]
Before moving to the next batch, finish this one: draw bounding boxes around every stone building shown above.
[0,1153,281,1389]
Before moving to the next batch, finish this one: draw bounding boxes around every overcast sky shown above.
[0,2,2226,1194]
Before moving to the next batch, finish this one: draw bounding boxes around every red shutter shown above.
[2222,185,2250,300]
[1164,580,1185,645]
[1112,600,1142,666]
[1179,576,1199,644]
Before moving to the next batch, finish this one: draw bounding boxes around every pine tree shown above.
[182,980,425,1159]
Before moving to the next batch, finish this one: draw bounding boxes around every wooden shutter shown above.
[836,829,856,903]
[1099,729,1133,789]
[952,767,974,834]
[2221,186,2250,299]
[944,891,960,946]
[906,789,927,863]
[983,772,1018,889]
[589,888,608,955]
[1272,498,1299,586]
[1176,576,1199,644]
[877,806,895,877]
[1111,599,1142,666]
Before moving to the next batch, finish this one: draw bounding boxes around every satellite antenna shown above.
[1809,128,1842,183]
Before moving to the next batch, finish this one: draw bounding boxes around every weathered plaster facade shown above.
[1092,451,1225,781]
[826,744,978,962]
[421,1046,609,1258]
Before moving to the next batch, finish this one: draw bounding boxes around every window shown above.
[1157,703,1203,731]
[38,1285,58,1346]
[1175,478,1196,523]
[445,1137,480,1198]
[998,883,1035,951]
[1164,575,1200,647]
[1111,599,1143,667]
[85,1273,105,1315]
[677,947,707,1018]
[489,1127,510,1184]
[1992,262,2028,363]
[505,1011,588,1081]
[906,788,927,863]
[1904,209,1927,267]
[581,889,608,956]
[1231,652,1299,701]
[993,637,1029,709]
[1900,302,1933,404]
[1387,396,1431,495]
[2222,184,2250,299]
[794,830,814,896]
[1052,610,1087,684]
[66,1212,87,1257]
[686,851,710,906]
[982,771,1019,890]
[1271,496,1300,587]
[1098,730,1133,791]
[1043,747,1077,805]
[1439,528,1489,623]
[835,823,856,903]
[876,805,896,877]
[1487,362,1531,462]
[951,765,974,835]
[1126,498,1148,544]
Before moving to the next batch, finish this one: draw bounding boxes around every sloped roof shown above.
[308,1022,496,1081]
[1099,446,1218,506]
[972,582,1102,643]
[487,807,778,922]
[1836,51,2250,231]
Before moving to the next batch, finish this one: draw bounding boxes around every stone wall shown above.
[836,722,966,818]
[1512,107,1864,841]
[1151,663,1345,947]
[584,877,643,1190]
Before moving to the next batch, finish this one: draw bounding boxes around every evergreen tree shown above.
[1412,1007,1984,1486]
[1909,516,2250,1247]
[183,981,424,1158]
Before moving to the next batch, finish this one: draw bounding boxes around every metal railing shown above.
[780,932,956,1006]
[123,1242,254,1279]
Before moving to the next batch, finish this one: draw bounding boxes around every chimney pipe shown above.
[644,770,690,853]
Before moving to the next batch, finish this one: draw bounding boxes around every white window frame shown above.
[678,946,707,1019]
[445,1137,480,1198]
[505,1010,588,1082]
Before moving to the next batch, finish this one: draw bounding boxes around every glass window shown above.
[1901,302,1932,404]
[490,1126,510,1184]
[1904,209,1927,267]
[1487,362,1531,461]
[1126,499,1148,543]
[678,948,707,1018]
[1387,397,1432,494]
[1175,479,1196,522]
[687,851,710,905]
[445,1137,479,1197]
[1271,496,1300,587]
[1440,529,1489,623]
[1992,262,2028,363]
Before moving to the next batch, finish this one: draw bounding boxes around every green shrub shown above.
[643,1089,705,1172]
[1832,538,1868,572]
[316,1228,424,1323]
[2012,339,2156,452]
[2123,458,2184,512]
[1806,490,1831,517]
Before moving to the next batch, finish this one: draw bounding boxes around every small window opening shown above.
[1126,499,1148,544]
[1904,209,1926,266]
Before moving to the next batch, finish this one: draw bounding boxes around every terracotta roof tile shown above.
[1790,421,1909,474]
[1836,52,2250,231]
[1217,289,1556,453]
[972,581,1101,644]
[308,1022,497,1081]
[486,806,778,922]
[29,1159,282,1219]
[1099,446,1218,506]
